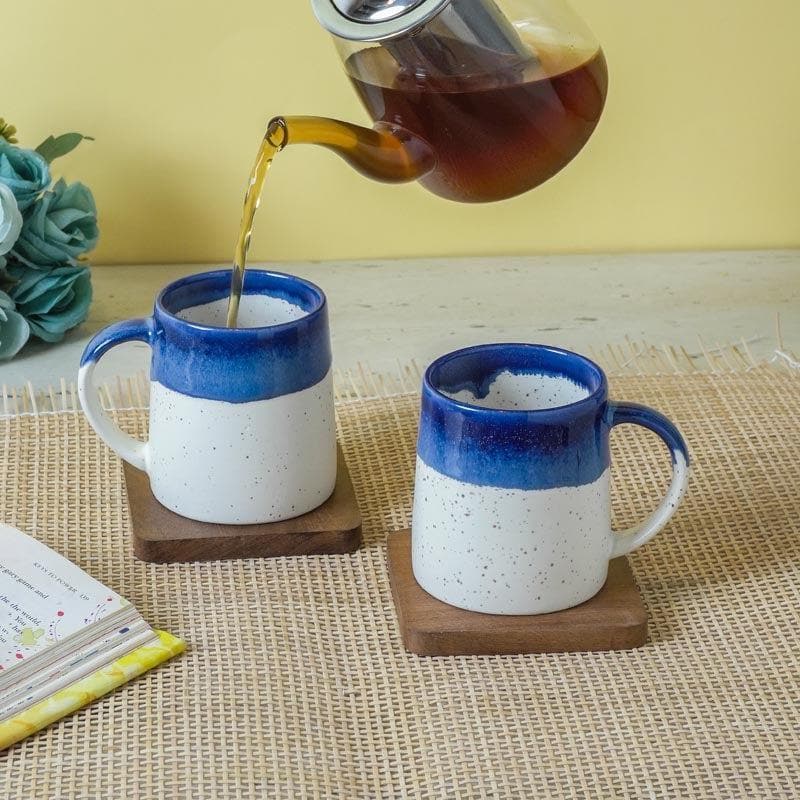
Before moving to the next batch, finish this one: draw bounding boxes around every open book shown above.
[0,524,184,749]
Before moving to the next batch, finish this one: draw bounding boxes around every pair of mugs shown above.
[80,270,689,616]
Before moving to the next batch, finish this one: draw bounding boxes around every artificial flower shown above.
[6,263,92,342]
[0,182,22,256]
[12,179,98,268]
[0,118,18,144]
[0,141,50,211]
[0,289,30,359]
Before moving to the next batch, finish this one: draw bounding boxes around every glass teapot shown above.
[268,0,607,202]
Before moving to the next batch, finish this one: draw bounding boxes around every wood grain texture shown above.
[387,530,647,656]
[125,446,361,563]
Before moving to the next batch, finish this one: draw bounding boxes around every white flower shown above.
[0,182,22,256]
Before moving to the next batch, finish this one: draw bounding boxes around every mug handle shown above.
[77,318,154,472]
[607,402,690,558]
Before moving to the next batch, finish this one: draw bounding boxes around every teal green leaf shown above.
[35,133,94,164]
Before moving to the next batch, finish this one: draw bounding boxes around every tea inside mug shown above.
[177,294,307,328]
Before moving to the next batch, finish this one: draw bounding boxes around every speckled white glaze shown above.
[79,270,337,526]
[413,343,691,615]
[176,294,306,328]
[146,371,336,524]
[443,370,588,410]
[412,458,612,614]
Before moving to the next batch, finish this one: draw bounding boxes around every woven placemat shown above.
[1,367,799,799]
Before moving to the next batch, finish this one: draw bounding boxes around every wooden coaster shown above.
[387,530,647,656]
[124,446,361,563]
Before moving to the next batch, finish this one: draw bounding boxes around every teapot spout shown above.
[269,116,435,185]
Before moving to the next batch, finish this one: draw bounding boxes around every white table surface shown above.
[2,250,798,391]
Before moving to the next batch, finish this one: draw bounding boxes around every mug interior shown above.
[157,269,323,329]
[428,344,604,412]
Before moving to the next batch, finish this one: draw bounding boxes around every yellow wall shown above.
[4,1,799,264]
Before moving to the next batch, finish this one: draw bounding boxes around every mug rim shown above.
[423,343,608,419]
[154,268,327,335]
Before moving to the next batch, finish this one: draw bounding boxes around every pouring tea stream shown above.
[226,0,607,326]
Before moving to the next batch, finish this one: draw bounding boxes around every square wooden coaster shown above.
[387,530,647,656]
[124,446,362,563]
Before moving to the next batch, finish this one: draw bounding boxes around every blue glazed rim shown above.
[155,268,327,333]
[423,343,608,421]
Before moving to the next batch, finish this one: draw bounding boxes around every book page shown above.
[0,525,126,673]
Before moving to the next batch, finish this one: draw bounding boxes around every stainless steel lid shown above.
[311,0,452,41]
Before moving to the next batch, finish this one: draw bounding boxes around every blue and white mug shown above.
[412,344,690,615]
[79,269,337,525]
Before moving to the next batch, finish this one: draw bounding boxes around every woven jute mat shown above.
[1,367,798,799]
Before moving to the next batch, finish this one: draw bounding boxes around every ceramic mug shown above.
[78,269,337,525]
[412,343,690,615]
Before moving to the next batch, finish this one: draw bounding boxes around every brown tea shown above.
[224,115,429,327]
[346,41,608,202]
[225,39,607,325]
[225,119,287,327]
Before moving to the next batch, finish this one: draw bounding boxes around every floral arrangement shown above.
[0,118,98,360]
